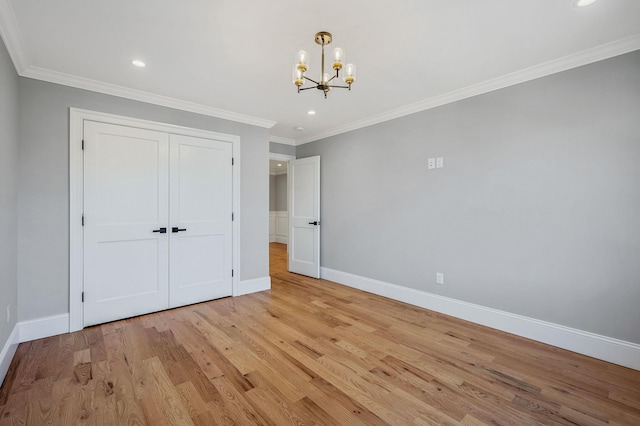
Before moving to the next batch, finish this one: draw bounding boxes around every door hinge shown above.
[231,269,234,277]
[81,292,84,302]
[81,139,84,150]
[231,157,234,166]
[232,212,234,221]
[81,214,85,226]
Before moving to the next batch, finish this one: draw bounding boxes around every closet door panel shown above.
[83,121,169,326]
[169,134,233,307]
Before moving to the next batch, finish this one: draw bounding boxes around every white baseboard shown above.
[236,276,271,296]
[269,235,276,243]
[10,278,275,345]
[2,313,77,385]
[275,236,288,244]
[321,267,640,371]
[18,313,70,343]
[0,325,20,387]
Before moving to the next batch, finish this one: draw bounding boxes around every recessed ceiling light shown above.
[307,110,316,115]
[277,163,282,167]
[295,126,305,131]
[132,59,146,68]
[574,0,598,7]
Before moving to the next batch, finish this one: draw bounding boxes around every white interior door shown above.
[288,156,320,278]
[169,134,233,307]
[83,121,170,326]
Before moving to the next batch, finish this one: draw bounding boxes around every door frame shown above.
[69,108,241,332]
[269,153,296,162]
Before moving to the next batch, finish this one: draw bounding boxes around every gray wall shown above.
[297,51,640,344]
[17,78,269,322]
[275,174,287,211]
[0,36,19,353]
[268,174,287,211]
[269,142,295,157]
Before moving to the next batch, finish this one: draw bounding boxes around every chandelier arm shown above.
[303,75,320,85]
[327,84,349,89]
[299,86,318,91]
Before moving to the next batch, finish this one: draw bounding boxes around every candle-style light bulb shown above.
[332,47,343,70]
[344,63,356,85]
[297,50,308,73]
[292,65,303,87]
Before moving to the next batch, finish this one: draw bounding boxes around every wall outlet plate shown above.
[436,157,444,168]
[428,158,436,169]
[436,273,444,285]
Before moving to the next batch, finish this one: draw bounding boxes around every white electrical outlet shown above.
[428,158,436,169]
[6,305,10,323]
[436,157,444,168]
[436,273,444,285]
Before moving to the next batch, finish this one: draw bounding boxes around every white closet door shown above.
[169,134,233,307]
[83,121,170,326]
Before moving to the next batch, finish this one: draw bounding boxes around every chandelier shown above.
[292,31,356,98]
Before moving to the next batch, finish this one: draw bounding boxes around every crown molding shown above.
[3,0,638,141]
[1,0,275,128]
[269,136,296,146]
[20,66,276,128]
[295,35,640,145]
[0,0,28,73]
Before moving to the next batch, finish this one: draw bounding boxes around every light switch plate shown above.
[436,157,444,168]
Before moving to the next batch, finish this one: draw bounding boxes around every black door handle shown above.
[172,227,187,233]
[308,221,320,226]
[152,227,167,234]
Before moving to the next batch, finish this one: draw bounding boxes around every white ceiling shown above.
[1,0,639,145]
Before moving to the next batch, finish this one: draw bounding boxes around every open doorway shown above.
[269,160,288,244]
[269,153,295,275]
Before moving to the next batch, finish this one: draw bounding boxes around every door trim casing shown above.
[69,108,241,332]
[269,153,295,162]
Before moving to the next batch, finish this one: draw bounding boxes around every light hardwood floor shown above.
[1,243,639,425]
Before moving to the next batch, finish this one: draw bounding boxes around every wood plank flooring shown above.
[1,242,639,425]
